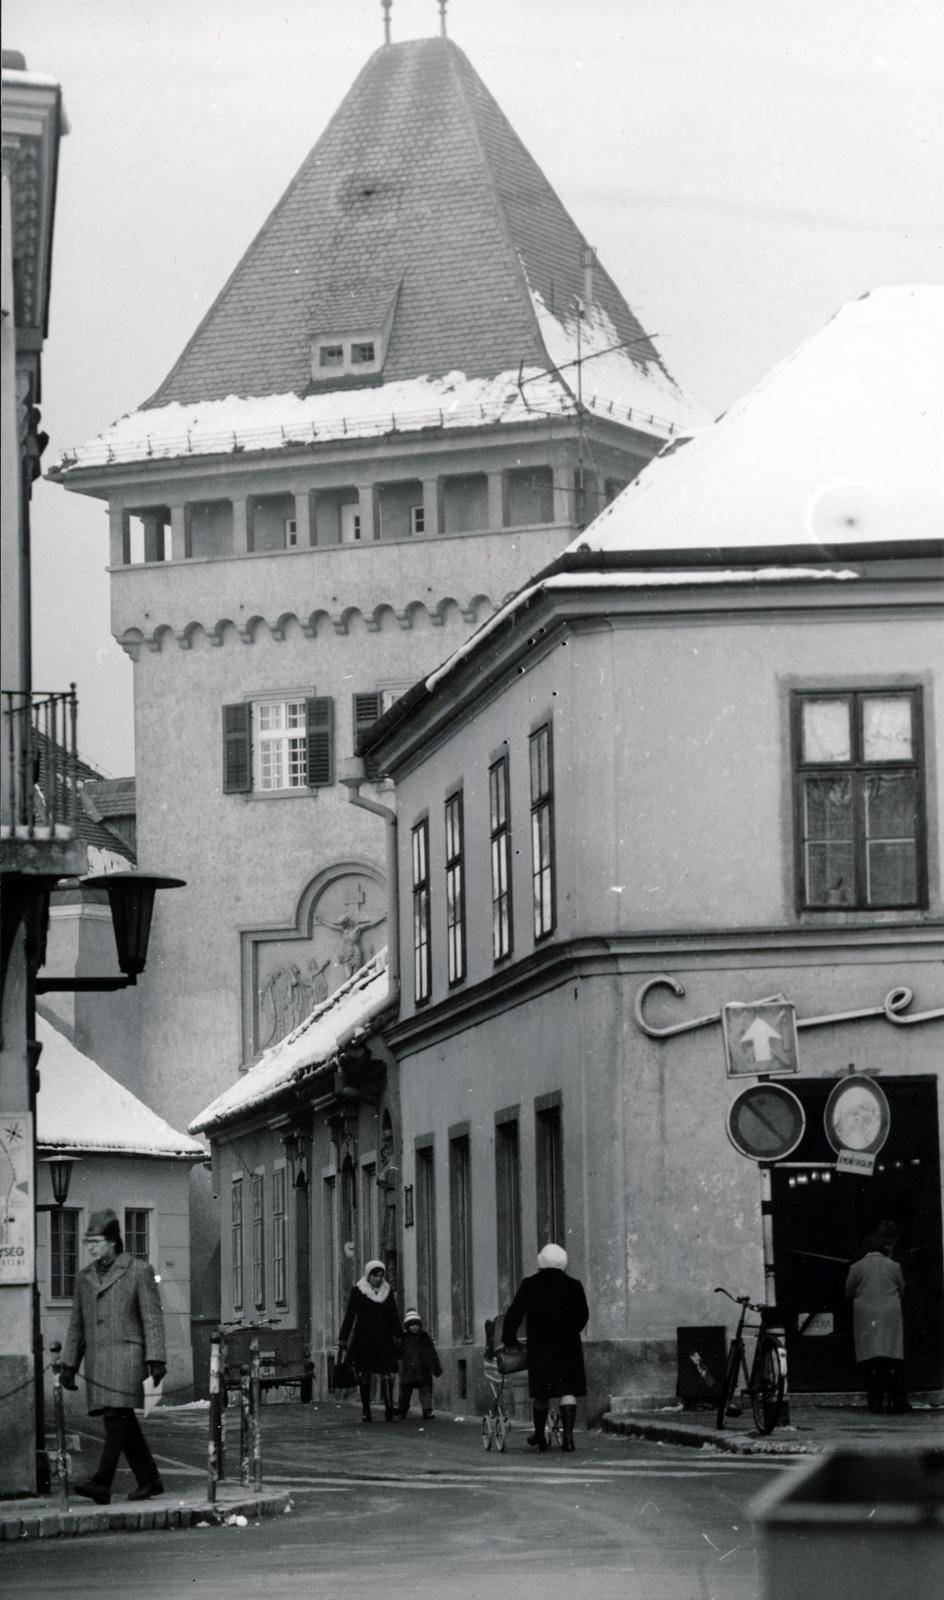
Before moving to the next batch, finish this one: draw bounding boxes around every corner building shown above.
[52,33,695,1344]
[360,287,944,1413]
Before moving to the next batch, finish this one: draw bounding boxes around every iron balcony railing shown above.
[1,686,79,839]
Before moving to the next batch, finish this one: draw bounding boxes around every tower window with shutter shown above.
[222,694,334,793]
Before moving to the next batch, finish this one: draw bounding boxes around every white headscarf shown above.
[357,1259,390,1301]
[538,1243,568,1271]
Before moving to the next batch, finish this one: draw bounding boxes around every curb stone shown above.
[0,1490,289,1542]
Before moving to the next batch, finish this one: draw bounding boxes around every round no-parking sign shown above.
[726,1082,806,1162]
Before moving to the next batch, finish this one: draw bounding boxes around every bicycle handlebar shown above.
[713,1286,757,1309]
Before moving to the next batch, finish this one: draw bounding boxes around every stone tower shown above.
[52,32,697,1304]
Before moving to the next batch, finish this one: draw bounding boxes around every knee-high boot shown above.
[359,1379,372,1422]
[381,1377,396,1421]
[528,1406,549,1451]
[560,1404,577,1452]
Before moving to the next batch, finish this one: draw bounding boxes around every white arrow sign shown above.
[741,1017,782,1063]
[722,999,800,1078]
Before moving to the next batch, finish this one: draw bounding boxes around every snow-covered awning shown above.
[190,949,392,1136]
[36,1016,204,1159]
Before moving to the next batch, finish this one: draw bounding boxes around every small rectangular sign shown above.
[798,1312,834,1337]
[836,1148,876,1177]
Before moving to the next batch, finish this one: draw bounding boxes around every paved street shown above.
[2,1400,791,1599]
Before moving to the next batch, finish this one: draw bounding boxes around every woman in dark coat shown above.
[337,1259,402,1421]
[502,1243,589,1452]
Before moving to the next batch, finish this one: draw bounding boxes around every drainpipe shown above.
[338,757,399,1003]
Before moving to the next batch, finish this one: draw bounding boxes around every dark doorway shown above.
[771,1076,942,1391]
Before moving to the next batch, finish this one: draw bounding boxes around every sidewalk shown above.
[604,1397,944,1456]
[0,1482,289,1542]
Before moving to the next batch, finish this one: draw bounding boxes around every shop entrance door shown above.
[770,1076,942,1391]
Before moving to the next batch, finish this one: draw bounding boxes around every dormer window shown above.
[312,335,383,380]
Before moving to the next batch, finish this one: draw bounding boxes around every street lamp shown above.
[35,869,186,992]
[37,1153,80,1210]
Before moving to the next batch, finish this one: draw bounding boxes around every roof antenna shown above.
[439,0,448,37]
[382,0,392,45]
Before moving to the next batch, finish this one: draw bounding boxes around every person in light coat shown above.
[502,1243,589,1452]
[61,1208,167,1503]
[845,1220,908,1413]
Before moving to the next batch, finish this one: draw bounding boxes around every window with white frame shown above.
[489,754,513,961]
[412,817,431,1004]
[222,695,334,794]
[445,790,466,985]
[273,1167,287,1306]
[530,723,556,939]
[410,504,425,536]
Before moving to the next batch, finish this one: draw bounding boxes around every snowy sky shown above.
[8,0,943,776]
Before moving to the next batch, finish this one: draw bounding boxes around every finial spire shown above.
[439,0,448,38]
[382,0,392,45]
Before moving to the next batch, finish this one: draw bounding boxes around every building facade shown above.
[356,287,944,1413]
[52,32,696,1349]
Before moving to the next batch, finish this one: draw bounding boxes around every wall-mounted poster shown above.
[0,1113,33,1284]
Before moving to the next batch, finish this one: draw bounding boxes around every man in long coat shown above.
[62,1208,167,1502]
[502,1243,589,1452]
[845,1220,907,1412]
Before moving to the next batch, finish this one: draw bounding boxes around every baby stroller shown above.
[481,1319,563,1452]
[481,1317,521,1452]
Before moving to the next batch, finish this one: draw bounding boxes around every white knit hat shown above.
[403,1308,421,1325]
[537,1243,567,1270]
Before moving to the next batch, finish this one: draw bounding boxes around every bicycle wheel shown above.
[495,1409,509,1452]
[750,1342,785,1434]
[481,1414,494,1451]
[546,1409,562,1449]
[715,1346,740,1430]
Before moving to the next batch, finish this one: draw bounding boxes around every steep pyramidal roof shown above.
[146,36,675,409]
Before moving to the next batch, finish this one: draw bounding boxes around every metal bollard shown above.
[49,1342,70,1509]
[207,1331,222,1505]
[249,1335,262,1492]
[239,1364,251,1487]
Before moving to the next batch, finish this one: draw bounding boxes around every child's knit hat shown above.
[403,1308,422,1325]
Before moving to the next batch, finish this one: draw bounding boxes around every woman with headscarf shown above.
[337,1259,402,1422]
[845,1220,908,1413]
[502,1243,589,1452]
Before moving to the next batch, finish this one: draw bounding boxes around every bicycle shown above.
[714,1287,787,1434]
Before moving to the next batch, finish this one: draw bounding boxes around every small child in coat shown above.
[397,1308,442,1419]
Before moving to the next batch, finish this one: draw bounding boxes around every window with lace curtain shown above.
[793,689,926,910]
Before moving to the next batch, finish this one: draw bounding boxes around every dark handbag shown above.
[496,1342,527,1375]
[333,1355,357,1390]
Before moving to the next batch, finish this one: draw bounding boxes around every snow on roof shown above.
[53,368,576,474]
[528,287,704,440]
[190,949,392,1135]
[574,286,944,556]
[424,566,858,694]
[35,1016,204,1159]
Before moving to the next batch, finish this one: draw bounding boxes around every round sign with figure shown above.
[824,1075,890,1156]
[726,1083,806,1163]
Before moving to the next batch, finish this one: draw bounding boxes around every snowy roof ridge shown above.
[35,1016,204,1158]
[576,286,944,556]
[190,948,393,1135]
